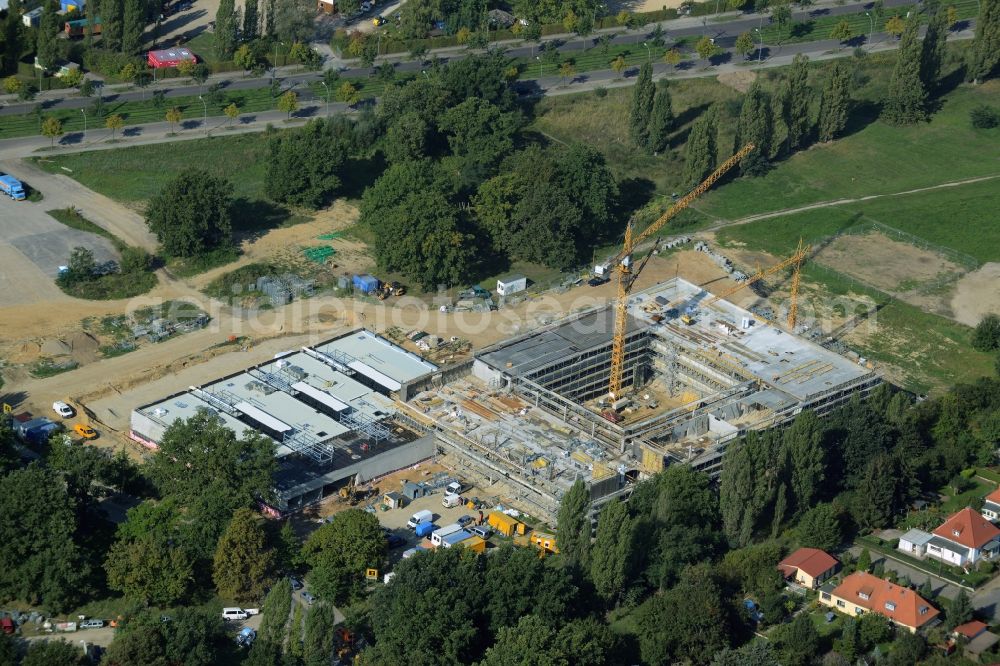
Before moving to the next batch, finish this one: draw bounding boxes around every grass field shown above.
[715,178,1000,264]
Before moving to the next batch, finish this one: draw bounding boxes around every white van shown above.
[442,493,462,508]
[222,608,249,621]
[430,523,463,547]
[407,509,434,528]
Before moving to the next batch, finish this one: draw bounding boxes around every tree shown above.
[948,589,974,629]
[830,19,853,44]
[213,508,276,602]
[611,55,627,78]
[2,0,24,76]
[968,0,1000,83]
[559,60,576,85]
[165,107,182,133]
[106,527,195,605]
[853,453,898,528]
[772,3,792,30]
[277,520,304,572]
[590,499,633,602]
[479,615,614,666]
[797,503,843,550]
[3,76,22,95]
[105,113,124,140]
[336,81,360,106]
[735,31,755,59]
[817,60,852,141]
[102,607,228,666]
[696,36,721,60]
[634,564,732,665]
[0,465,94,613]
[41,115,63,147]
[302,509,386,603]
[663,48,682,66]
[22,639,86,666]
[972,314,1000,351]
[882,14,928,124]
[771,614,820,666]
[720,541,784,597]
[884,14,905,37]
[215,0,237,58]
[145,171,234,257]
[683,108,718,187]
[277,90,298,117]
[712,642,780,666]
[101,0,124,51]
[266,117,349,208]
[63,246,96,283]
[733,81,773,176]
[647,87,674,153]
[273,0,313,43]
[439,97,522,180]
[233,44,256,72]
[556,478,592,570]
[302,602,337,666]
[121,0,143,53]
[780,54,813,152]
[921,6,949,91]
[629,62,655,148]
[36,0,60,70]
[243,0,259,41]
[222,102,239,127]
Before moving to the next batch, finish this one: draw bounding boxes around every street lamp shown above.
[536,55,541,79]
[198,95,207,134]
[320,80,330,116]
[754,27,763,62]
[642,41,650,62]
[80,108,87,140]
[865,12,874,44]
[272,42,284,84]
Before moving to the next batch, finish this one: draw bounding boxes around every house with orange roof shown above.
[982,487,1000,522]
[898,507,1000,567]
[777,548,839,589]
[818,571,940,633]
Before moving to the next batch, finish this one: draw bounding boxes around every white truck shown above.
[442,493,462,508]
[407,509,434,529]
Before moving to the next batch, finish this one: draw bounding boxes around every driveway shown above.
[847,545,961,602]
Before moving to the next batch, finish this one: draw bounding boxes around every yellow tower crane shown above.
[607,143,755,400]
[704,238,810,318]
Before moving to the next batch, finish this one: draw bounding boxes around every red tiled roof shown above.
[954,620,989,639]
[933,508,1000,550]
[985,487,1000,505]
[777,548,839,579]
[830,572,940,630]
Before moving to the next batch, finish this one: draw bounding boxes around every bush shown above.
[972,314,1000,352]
[970,105,1000,129]
[594,87,608,98]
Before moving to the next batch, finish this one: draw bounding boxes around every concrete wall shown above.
[400,360,474,401]
[129,411,166,449]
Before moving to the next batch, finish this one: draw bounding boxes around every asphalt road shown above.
[0,0,926,119]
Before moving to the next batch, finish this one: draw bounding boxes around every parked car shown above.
[73,423,97,439]
[236,627,256,648]
[470,525,492,539]
[52,401,74,418]
[289,576,303,590]
[222,608,249,621]
[301,590,316,605]
[80,619,105,629]
[385,533,405,548]
[456,515,473,527]
[588,276,610,287]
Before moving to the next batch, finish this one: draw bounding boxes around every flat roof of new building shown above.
[314,329,438,385]
[478,308,648,378]
[629,278,871,402]
[139,391,268,442]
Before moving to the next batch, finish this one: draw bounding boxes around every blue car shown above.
[386,533,405,548]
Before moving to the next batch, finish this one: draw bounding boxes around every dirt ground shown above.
[608,0,687,14]
[950,263,1000,327]
[717,70,757,93]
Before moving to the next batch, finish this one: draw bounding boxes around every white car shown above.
[52,401,74,418]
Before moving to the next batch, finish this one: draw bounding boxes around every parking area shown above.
[0,199,118,306]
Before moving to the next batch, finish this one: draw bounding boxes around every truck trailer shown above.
[0,174,26,201]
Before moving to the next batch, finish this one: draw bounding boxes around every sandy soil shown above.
[951,263,1000,327]
[717,71,757,93]
[814,231,968,317]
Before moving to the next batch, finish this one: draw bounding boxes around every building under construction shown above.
[468,276,879,488]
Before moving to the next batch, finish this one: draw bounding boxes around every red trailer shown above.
[147,47,196,68]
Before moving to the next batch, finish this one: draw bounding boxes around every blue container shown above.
[352,274,380,294]
[414,522,436,538]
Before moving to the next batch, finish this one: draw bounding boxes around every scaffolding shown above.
[282,428,336,464]
[301,347,357,376]
[342,410,392,443]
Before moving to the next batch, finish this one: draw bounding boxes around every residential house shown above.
[777,548,840,589]
[819,571,940,633]
[982,487,1000,522]
[952,620,1000,660]
[929,507,1000,567]
[898,528,934,558]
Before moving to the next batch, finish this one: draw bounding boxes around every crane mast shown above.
[607,144,755,400]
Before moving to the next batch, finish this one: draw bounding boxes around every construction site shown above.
[121,146,882,526]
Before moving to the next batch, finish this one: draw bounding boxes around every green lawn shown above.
[715,178,1000,265]
[938,478,995,513]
